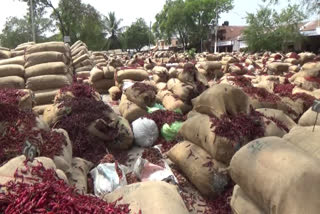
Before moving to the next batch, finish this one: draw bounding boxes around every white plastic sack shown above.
[122,80,135,91]
[132,118,159,147]
[133,157,178,184]
[90,163,127,197]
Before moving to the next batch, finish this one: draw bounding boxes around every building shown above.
[299,19,320,53]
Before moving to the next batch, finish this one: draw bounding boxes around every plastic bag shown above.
[161,121,183,141]
[132,118,159,147]
[133,157,178,184]
[90,163,127,197]
[147,103,165,113]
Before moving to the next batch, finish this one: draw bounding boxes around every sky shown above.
[0,0,315,32]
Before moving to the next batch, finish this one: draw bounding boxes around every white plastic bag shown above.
[133,157,178,184]
[90,163,127,197]
[132,118,159,147]
[122,80,135,91]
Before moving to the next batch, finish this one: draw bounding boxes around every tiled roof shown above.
[300,20,320,31]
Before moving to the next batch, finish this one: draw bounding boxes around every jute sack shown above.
[13,89,34,110]
[42,103,68,126]
[289,65,320,90]
[72,50,86,62]
[256,108,296,130]
[26,42,70,56]
[10,50,25,57]
[103,181,189,214]
[230,185,265,214]
[33,104,52,115]
[156,82,167,91]
[283,126,320,160]
[66,157,93,194]
[0,64,24,77]
[284,58,299,65]
[162,91,192,114]
[34,89,60,105]
[76,71,90,79]
[298,52,316,65]
[116,69,149,83]
[267,62,289,75]
[168,141,229,197]
[0,50,11,59]
[152,66,168,83]
[299,107,320,126]
[74,59,92,69]
[206,54,222,61]
[108,86,122,101]
[91,79,115,92]
[178,63,197,84]
[51,128,73,173]
[26,75,71,91]
[0,56,24,66]
[119,95,147,123]
[89,66,104,82]
[0,155,68,187]
[192,84,250,118]
[75,65,92,73]
[167,78,181,91]
[72,53,90,66]
[71,46,87,57]
[124,84,156,109]
[229,137,320,214]
[15,41,35,51]
[103,66,116,79]
[112,116,134,150]
[25,52,68,68]
[171,81,195,101]
[71,40,86,50]
[0,76,24,89]
[179,113,236,164]
[25,62,68,78]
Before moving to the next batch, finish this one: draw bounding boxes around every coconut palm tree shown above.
[104,12,123,50]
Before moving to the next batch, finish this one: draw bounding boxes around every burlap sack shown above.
[192,84,250,118]
[289,65,320,90]
[161,91,192,114]
[168,141,229,197]
[112,116,134,150]
[71,40,86,50]
[179,113,236,164]
[33,104,52,115]
[42,103,67,126]
[108,86,122,101]
[229,137,320,214]
[156,82,167,91]
[89,66,104,82]
[66,157,93,194]
[284,58,299,65]
[167,78,181,91]
[103,181,189,214]
[178,63,197,84]
[231,185,265,214]
[25,62,68,78]
[76,71,90,79]
[299,52,316,65]
[267,62,290,75]
[71,46,87,57]
[74,59,92,69]
[0,155,68,186]
[0,50,11,59]
[207,54,222,61]
[299,107,320,126]
[283,126,320,160]
[75,65,93,73]
[119,95,147,123]
[15,41,35,51]
[289,65,299,72]
[171,81,195,101]
[11,50,25,57]
[116,69,149,83]
[0,56,24,66]
[168,67,180,79]
[26,42,70,56]
[103,66,116,79]
[34,89,59,106]
[200,61,222,71]
[91,79,115,92]
[11,89,34,110]
[262,117,287,137]
[0,64,24,77]
[73,54,89,66]
[25,52,68,68]
[125,84,156,109]
[256,108,296,130]
[0,76,25,89]
[26,75,71,91]
[152,66,168,83]
[51,129,73,173]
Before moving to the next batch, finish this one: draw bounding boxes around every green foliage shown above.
[153,0,233,50]
[123,18,154,51]
[104,12,124,50]
[243,4,306,52]
[187,48,196,58]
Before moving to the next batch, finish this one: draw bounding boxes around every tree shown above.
[104,12,123,50]
[153,0,233,51]
[123,18,154,52]
[263,0,319,15]
[243,4,306,52]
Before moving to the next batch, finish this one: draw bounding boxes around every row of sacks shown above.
[230,126,320,214]
[71,40,94,76]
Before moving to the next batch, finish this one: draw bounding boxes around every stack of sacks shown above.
[229,137,320,214]
[119,82,157,122]
[197,61,223,80]
[0,46,11,60]
[0,51,26,89]
[70,40,93,79]
[24,41,73,114]
[91,51,108,67]
[12,42,35,57]
[115,67,149,90]
[89,66,115,94]
[289,62,320,91]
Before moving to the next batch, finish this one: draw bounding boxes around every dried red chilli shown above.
[0,162,130,214]
[0,89,27,106]
[203,185,234,214]
[142,148,164,167]
[227,75,253,88]
[243,86,281,103]
[125,172,139,185]
[144,110,186,129]
[60,82,96,98]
